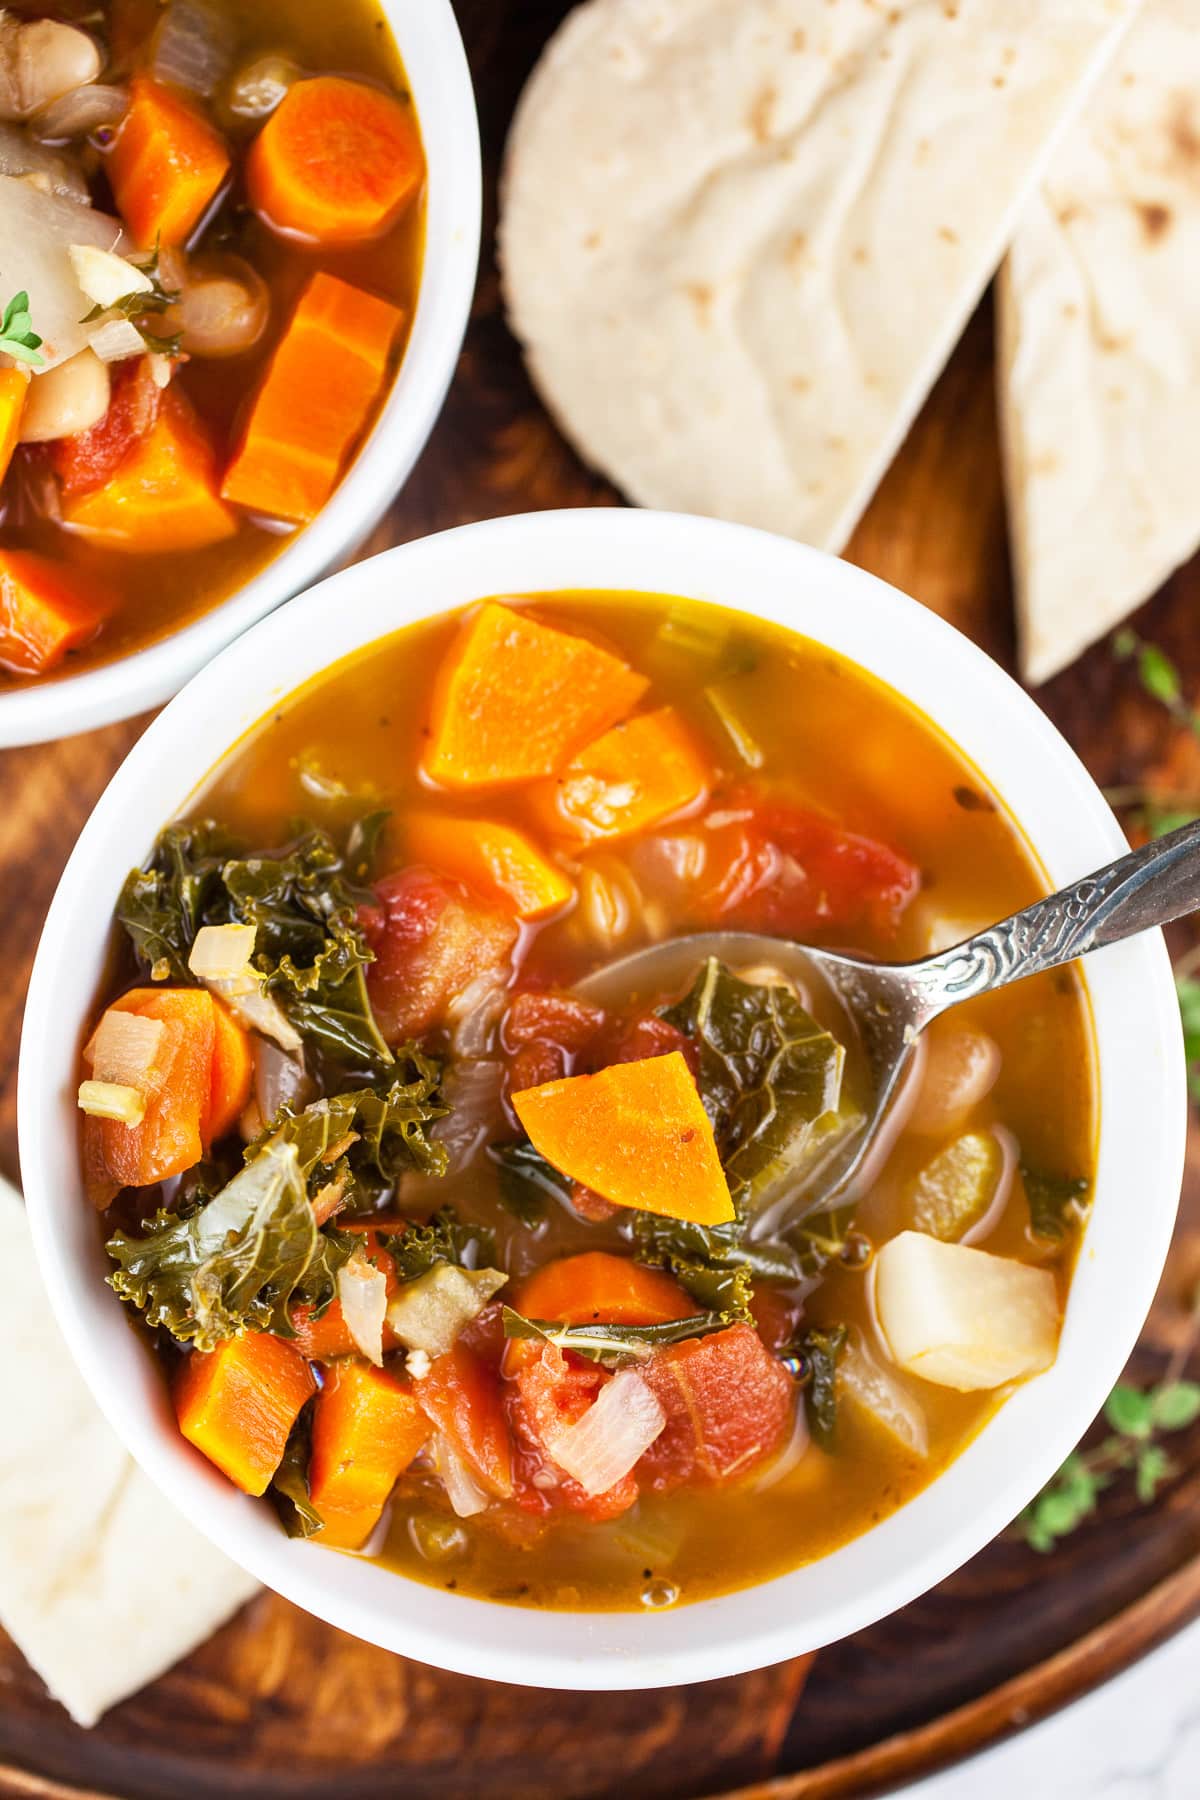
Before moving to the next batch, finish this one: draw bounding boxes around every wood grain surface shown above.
[3,3,1200,1796]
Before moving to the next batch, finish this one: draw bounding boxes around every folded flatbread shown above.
[500,0,1138,554]
[0,1180,257,1727]
[999,0,1200,684]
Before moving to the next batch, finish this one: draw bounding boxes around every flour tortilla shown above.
[999,0,1200,684]
[500,0,1138,554]
[0,1180,258,1727]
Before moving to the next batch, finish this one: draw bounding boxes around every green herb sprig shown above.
[1107,631,1200,839]
[0,290,43,367]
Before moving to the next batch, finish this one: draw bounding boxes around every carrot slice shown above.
[414,1340,514,1500]
[0,366,28,486]
[404,813,574,921]
[512,1051,735,1227]
[82,986,217,1204]
[221,272,402,526]
[175,1334,315,1496]
[0,547,107,676]
[207,999,253,1143]
[246,75,424,247]
[308,1362,429,1549]
[64,390,236,554]
[424,603,649,790]
[106,76,229,247]
[506,1252,693,1375]
[532,706,709,843]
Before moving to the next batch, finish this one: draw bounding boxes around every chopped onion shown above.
[77,1079,145,1126]
[188,921,256,982]
[225,50,299,120]
[205,978,302,1054]
[448,972,508,1057]
[69,242,150,310]
[547,1371,665,1497]
[431,1059,505,1175]
[87,1008,164,1088]
[152,0,233,97]
[839,1338,928,1457]
[34,81,127,142]
[337,1253,388,1367]
[431,1434,489,1519]
[87,315,143,362]
[386,1263,508,1358]
[254,1038,312,1124]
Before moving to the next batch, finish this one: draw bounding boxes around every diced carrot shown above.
[362,866,517,1044]
[106,76,230,246]
[307,1361,429,1549]
[82,986,216,1204]
[220,271,401,526]
[64,390,236,554]
[207,1000,253,1144]
[513,1253,694,1329]
[405,814,573,922]
[505,1252,693,1376]
[512,1051,734,1227]
[640,1325,793,1490]
[175,1333,315,1496]
[423,603,649,790]
[531,706,710,843]
[0,366,28,486]
[415,1340,514,1500]
[0,548,107,677]
[246,75,424,247]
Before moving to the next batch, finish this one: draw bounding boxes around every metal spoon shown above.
[579,816,1200,1203]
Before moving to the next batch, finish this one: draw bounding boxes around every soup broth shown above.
[82,592,1096,1611]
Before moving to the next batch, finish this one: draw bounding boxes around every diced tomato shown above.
[50,356,163,498]
[414,1340,514,1499]
[362,866,518,1044]
[567,1180,617,1223]
[594,1010,698,1076]
[508,1344,638,1522]
[290,1234,398,1362]
[749,1284,805,1355]
[502,987,605,1107]
[697,789,919,939]
[639,1324,793,1491]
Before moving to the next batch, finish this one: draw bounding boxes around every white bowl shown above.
[0,0,481,749]
[19,510,1186,1689]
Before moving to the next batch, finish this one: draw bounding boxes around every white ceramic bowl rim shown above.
[0,0,482,748]
[19,509,1185,1690]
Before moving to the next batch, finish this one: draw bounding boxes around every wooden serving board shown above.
[4,3,1200,1795]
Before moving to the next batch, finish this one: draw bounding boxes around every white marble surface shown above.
[889,1616,1200,1799]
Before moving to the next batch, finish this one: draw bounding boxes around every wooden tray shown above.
[3,3,1200,1794]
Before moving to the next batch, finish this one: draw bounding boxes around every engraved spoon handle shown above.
[908,817,1200,1022]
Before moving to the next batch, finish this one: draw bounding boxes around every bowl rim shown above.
[0,0,482,749]
[18,508,1186,1690]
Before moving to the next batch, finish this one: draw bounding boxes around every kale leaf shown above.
[383,1207,496,1282]
[501,1305,730,1370]
[271,1412,325,1540]
[487,1140,570,1225]
[107,1140,355,1351]
[1020,1162,1091,1242]
[661,959,846,1209]
[116,818,392,1072]
[792,1324,847,1450]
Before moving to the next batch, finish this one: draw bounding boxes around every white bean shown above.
[169,258,269,357]
[2,20,102,120]
[907,1027,1001,1138]
[225,51,299,121]
[19,347,110,442]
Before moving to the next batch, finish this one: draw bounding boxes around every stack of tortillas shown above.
[999,0,1200,681]
[500,0,1197,685]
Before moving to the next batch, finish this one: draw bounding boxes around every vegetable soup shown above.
[0,0,423,686]
[78,593,1096,1610]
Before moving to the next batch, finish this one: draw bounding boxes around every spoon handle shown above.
[913,816,1200,1018]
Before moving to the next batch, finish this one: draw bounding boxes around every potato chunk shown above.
[875,1231,1059,1392]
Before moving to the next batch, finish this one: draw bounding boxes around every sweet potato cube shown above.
[532,706,709,842]
[64,393,236,554]
[511,1051,734,1226]
[0,547,107,676]
[404,813,573,920]
[308,1362,429,1549]
[423,603,649,789]
[175,1334,315,1496]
